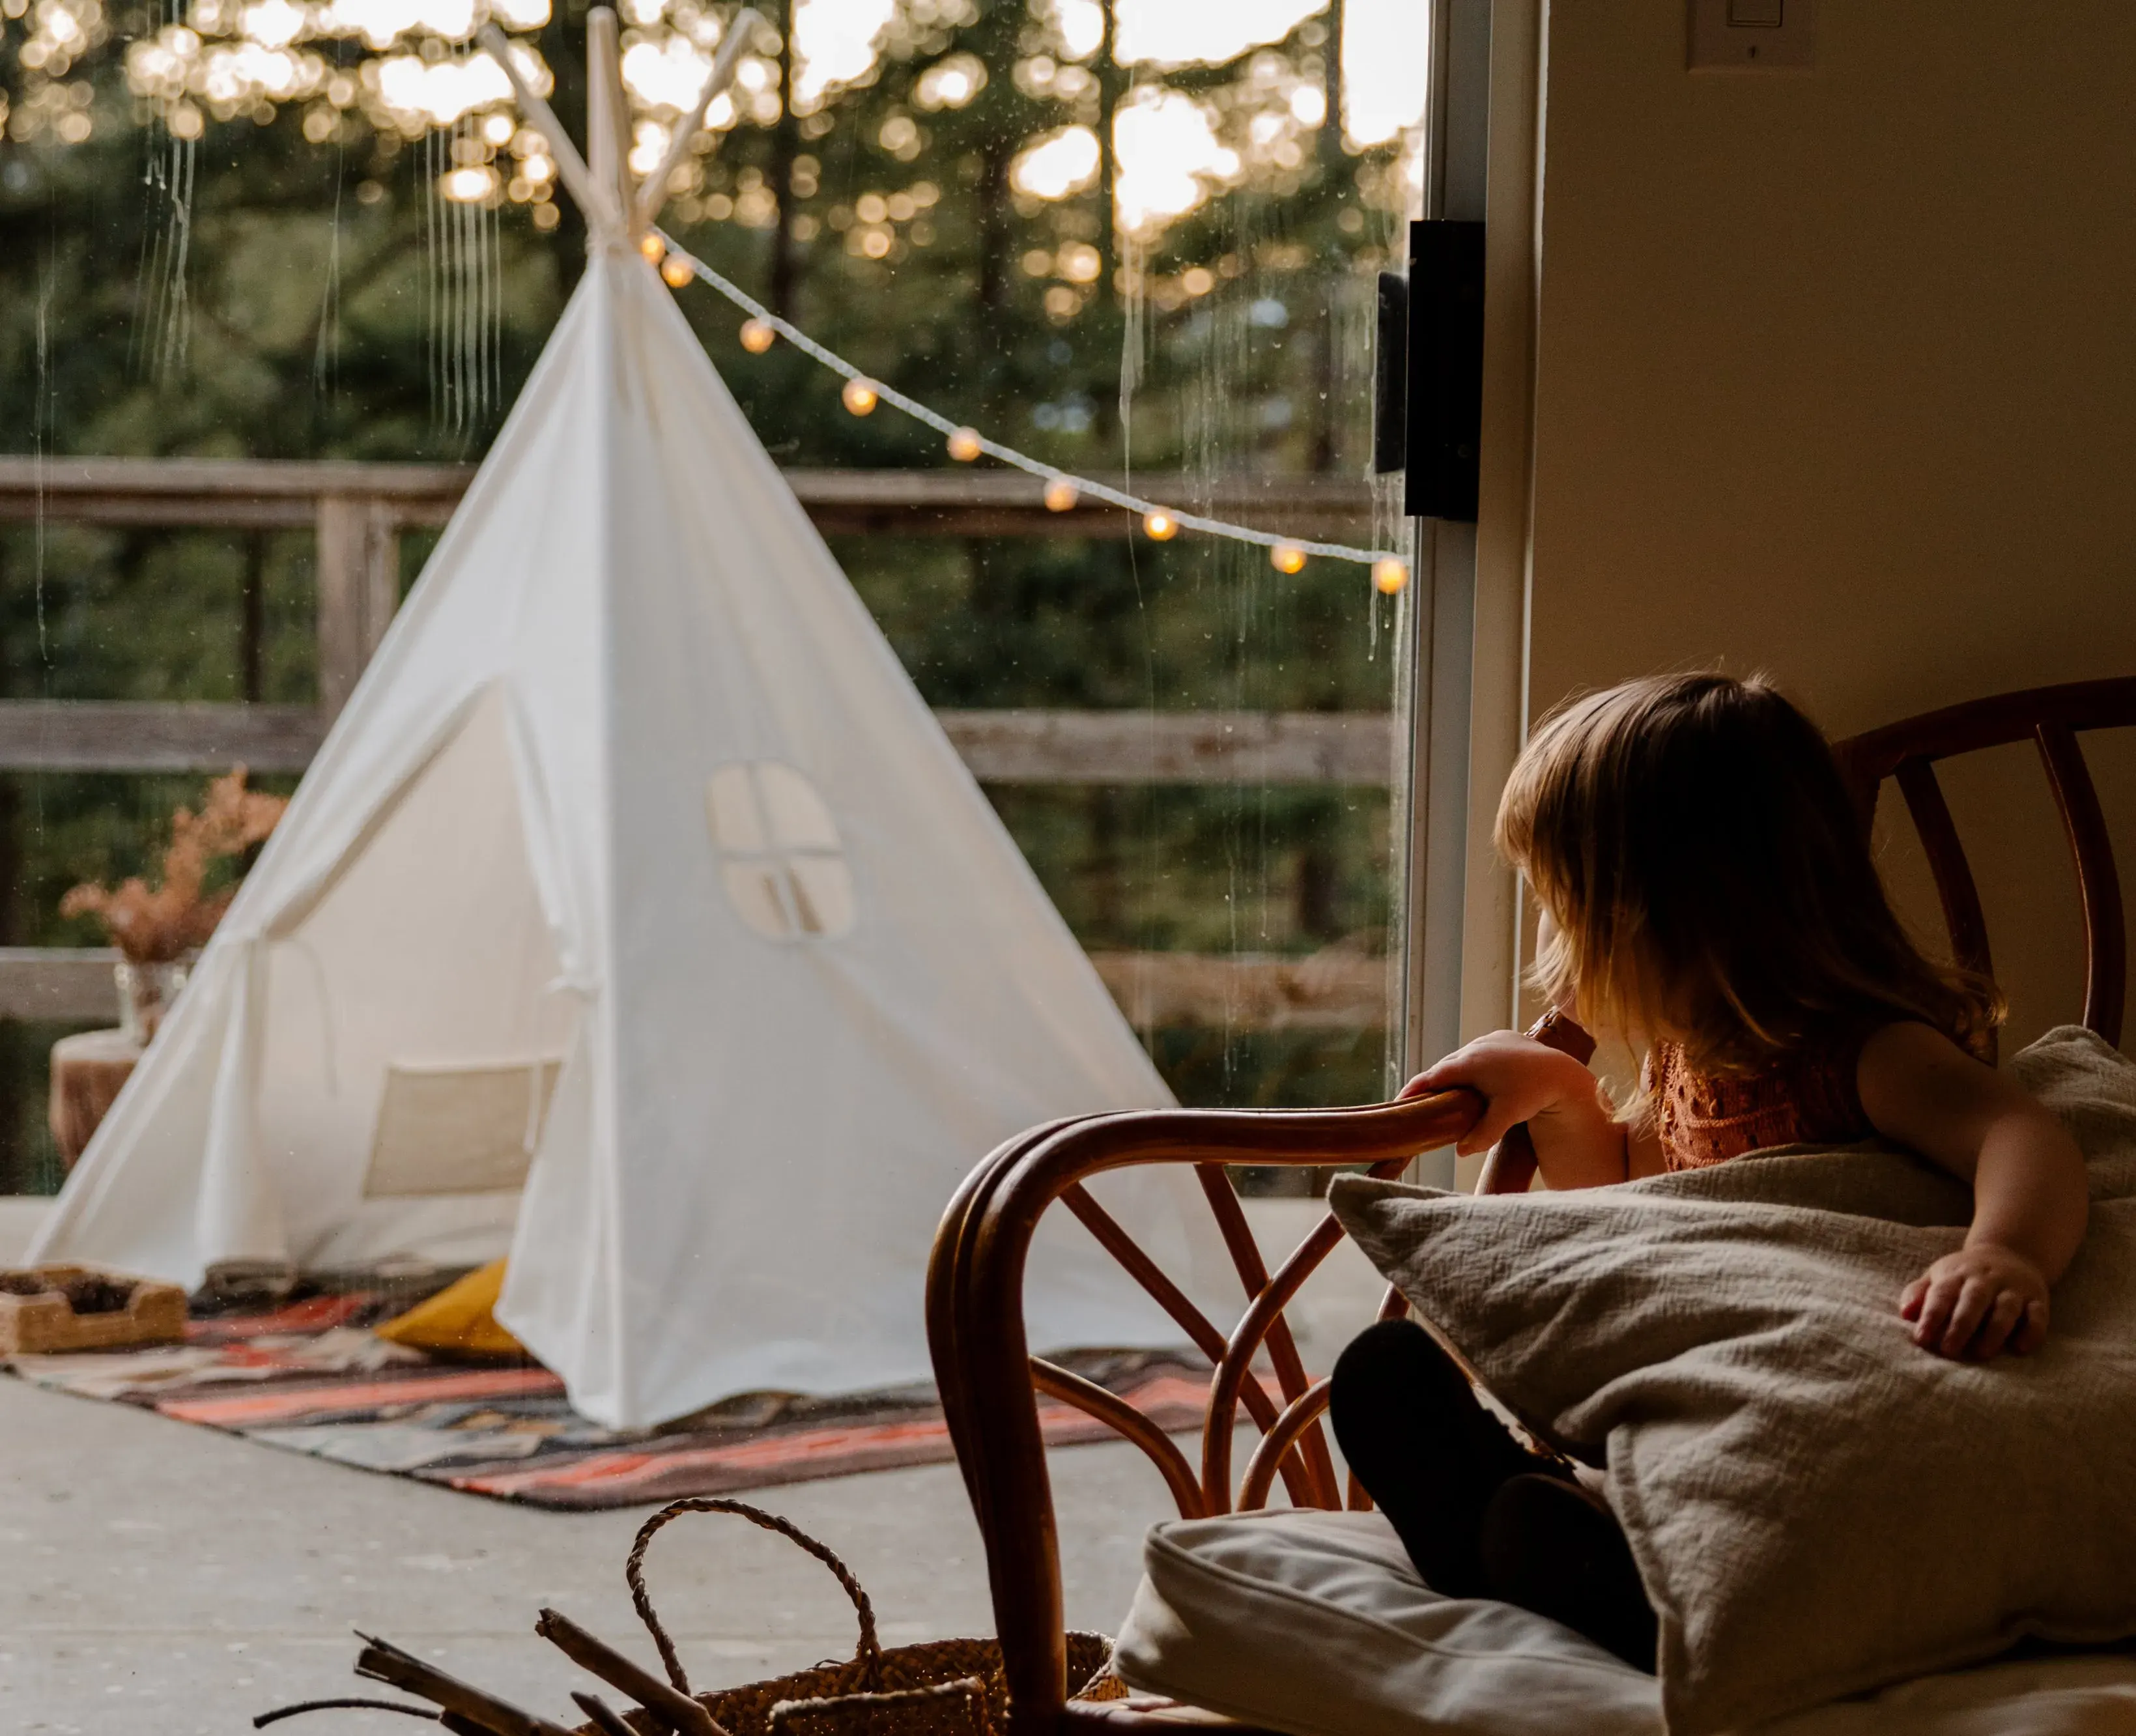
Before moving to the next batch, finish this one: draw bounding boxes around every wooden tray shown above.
[0,1264,187,1355]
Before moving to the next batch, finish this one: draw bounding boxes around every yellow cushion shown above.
[375,1259,526,1359]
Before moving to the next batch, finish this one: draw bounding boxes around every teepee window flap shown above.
[705,761,855,941]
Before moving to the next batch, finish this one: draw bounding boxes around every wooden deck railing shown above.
[0,457,1395,1032]
[0,700,1391,784]
[0,455,1383,717]
[0,943,1391,1029]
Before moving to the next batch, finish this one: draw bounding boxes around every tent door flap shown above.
[362,1057,564,1197]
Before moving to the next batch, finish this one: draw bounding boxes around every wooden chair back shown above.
[1831,676,2136,1054]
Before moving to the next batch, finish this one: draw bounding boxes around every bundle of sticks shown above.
[256,1607,732,1736]
[251,1498,1009,1736]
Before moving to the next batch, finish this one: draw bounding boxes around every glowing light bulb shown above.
[1373,558,1410,595]
[661,255,694,288]
[1042,476,1079,513]
[739,317,776,353]
[640,233,666,263]
[842,378,879,416]
[1143,509,1178,541]
[946,427,983,462]
[1270,543,1307,575]
[441,165,498,204]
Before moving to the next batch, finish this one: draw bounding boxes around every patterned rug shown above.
[3,1295,1218,1509]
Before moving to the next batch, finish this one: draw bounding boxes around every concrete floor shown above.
[0,1196,1385,1735]
[0,1371,1178,1735]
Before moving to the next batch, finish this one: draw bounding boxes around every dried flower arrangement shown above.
[60,767,289,965]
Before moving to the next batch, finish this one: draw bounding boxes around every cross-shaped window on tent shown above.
[704,761,857,941]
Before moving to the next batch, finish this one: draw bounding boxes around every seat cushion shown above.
[1112,1507,2136,1736]
[1115,1507,1662,1736]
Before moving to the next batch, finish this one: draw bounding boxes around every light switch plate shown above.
[1688,0,1815,70]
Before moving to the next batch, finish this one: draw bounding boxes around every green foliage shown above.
[0,0,1416,1188]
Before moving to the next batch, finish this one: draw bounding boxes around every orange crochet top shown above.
[1642,1036,1877,1171]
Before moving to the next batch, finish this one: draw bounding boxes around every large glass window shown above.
[0,0,1428,1193]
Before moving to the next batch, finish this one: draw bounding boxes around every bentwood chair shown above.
[925,675,2135,1736]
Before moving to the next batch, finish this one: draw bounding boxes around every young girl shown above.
[1330,672,2090,1670]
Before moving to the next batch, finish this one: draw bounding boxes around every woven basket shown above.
[0,1264,186,1355]
[588,1500,1122,1736]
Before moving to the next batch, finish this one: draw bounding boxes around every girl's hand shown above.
[1397,1031,1607,1161]
[1861,1022,2085,1359]
[1900,1244,2050,1360]
[1397,1031,1630,1188]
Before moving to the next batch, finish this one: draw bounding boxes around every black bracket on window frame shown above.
[1403,219,1486,524]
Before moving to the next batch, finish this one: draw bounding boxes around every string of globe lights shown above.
[643,231,1412,593]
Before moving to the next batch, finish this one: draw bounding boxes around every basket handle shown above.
[627,1498,885,1697]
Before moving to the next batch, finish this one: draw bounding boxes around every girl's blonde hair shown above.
[1497,672,2000,1071]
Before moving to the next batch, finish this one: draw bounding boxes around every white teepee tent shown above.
[33,19,1228,1428]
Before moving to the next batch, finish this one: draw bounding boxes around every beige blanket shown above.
[1328,1025,2136,1736]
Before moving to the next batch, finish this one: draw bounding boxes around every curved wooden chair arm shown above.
[925,1013,1604,1736]
[928,1087,1482,1736]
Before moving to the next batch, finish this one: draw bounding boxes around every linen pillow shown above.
[1326,1025,2136,1736]
[1111,1507,2136,1736]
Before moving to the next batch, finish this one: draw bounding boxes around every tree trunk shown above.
[1311,0,1346,472]
[769,0,802,318]
[1317,0,1346,176]
[1092,0,1127,453]
[1311,285,1340,472]
[240,532,265,702]
[1295,839,1340,942]
[1087,787,1125,943]
[1096,0,1123,308]
[0,543,19,1195]
[976,139,1014,319]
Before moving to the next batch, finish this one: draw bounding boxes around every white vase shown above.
[115,958,190,1045]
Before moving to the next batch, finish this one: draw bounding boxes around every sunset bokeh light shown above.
[10,0,1425,238]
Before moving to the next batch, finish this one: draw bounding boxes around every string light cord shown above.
[651,231,1408,574]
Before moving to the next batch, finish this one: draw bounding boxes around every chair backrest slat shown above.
[1057,1174,1348,1512]
[2035,722,2126,1045]
[1894,755,1997,988]
[1031,1356,1206,1516]
[1059,1183,1231,1366]
[1835,676,2135,1053]
[1190,1165,1340,1508]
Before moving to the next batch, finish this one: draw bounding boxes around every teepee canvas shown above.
[33,21,1227,1428]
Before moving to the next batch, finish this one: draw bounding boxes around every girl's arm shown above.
[1401,1031,1630,1189]
[1857,1021,2089,1361]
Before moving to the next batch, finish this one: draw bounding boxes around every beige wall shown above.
[1520,1,2136,1050]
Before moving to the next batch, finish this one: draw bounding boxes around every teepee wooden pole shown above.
[586,8,636,233]
[476,23,619,238]
[634,7,763,234]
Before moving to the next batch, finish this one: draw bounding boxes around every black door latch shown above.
[1374,220,1485,524]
